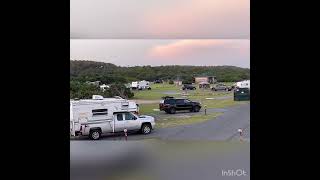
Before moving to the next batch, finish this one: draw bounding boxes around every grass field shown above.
[132,82,249,128]
[133,83,235,100]
[155,112,222,128]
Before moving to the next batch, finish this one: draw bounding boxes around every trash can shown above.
[234,88,250,101]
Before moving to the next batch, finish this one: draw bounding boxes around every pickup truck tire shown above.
[89,129,101,140]
[141,124,152,134]
[169,107,176,114]
[193,106,200,112]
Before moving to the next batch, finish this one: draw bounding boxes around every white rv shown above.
[131,80,151,90]
[236,80,250,89]
[70,95,155,140]
[99,84,110,92]
[131,81,139,89]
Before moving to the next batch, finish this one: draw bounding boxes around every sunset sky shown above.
[70,0,249,39]
[70,0,250,67]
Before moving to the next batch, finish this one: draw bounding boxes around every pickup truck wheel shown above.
[89,130,101,140]
[193,106,200,112]
[169,107,176,114]
[141,124,152,134]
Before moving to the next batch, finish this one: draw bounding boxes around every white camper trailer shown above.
[236,80,250,89]
[131,81,139,89]
[138,80,150,90]
[70,95,154,140]
[131,80,151,90]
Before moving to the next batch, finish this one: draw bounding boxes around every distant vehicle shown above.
[182,84,196,90]
[131,80,151,90]
[99,84,110,92]
[234,87,250,101]
[211,83,232,91]
[154,79,163,84]
[236,80,250,89]
[159,98,201,114]
[70,95,155,140]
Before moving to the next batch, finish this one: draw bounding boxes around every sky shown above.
[70,0,250,68]
[70,0,250,39]
[70,39,250,68]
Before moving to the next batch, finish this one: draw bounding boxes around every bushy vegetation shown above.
[70,82,134,99]
[70,60,250,83]
[70,60,250,99]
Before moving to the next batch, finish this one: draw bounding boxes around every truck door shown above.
[114,113,126,132]
[124,112,140,130]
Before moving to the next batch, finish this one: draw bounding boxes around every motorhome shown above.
[70,95,155,140]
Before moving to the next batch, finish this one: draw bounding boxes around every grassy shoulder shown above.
[139,103,161,115]
[139,98,248,115]
[155,112,222,128]
[198,98,249,109]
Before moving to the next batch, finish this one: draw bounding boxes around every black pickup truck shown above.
[159,97,201,114]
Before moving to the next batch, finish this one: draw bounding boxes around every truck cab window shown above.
[116,114,124,121]
[125,113,135,120]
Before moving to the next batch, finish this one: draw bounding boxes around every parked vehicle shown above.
[154,79,163,84]
[234,87,250,101]
[236,80,250,89]
[70,95,155,140]
[211,83,232,91]
[159,98,201,114]
[131,80,151,90]
[182,84,196,90]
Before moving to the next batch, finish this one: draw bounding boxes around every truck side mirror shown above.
[133,116,137,120]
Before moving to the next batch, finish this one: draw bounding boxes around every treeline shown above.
[70,81,134,99]
[70,60,250,84]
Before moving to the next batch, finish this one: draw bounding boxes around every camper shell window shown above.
[92,109,108,116]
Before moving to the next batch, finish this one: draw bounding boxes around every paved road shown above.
[144,103,249,141]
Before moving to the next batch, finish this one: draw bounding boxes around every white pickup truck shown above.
[70,96,155,140]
